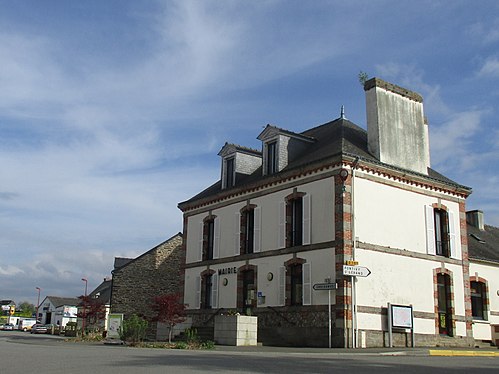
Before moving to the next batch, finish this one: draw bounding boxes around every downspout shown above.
[351,157,359,348]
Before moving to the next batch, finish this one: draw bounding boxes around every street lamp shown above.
[81,278,88,335]
[35,287,41,321]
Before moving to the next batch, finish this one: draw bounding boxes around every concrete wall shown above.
[365,78,430,175]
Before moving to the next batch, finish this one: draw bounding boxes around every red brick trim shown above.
[433,268,456,336]
[236,264,258,310]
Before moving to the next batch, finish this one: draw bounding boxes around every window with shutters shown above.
[201,273,213,309]
[201,215,220,261]
[237,205,261,255]
[425,205,455,258]
[282,191,311,248]
[283,258,311,307]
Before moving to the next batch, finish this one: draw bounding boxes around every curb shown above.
[429,349,499,357]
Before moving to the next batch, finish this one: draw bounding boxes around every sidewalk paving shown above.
[210,344,499,357]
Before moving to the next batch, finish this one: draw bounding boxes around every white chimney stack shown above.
[364,78,430,175]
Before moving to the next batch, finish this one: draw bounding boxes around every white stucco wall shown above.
[469,261,499,341]
[355,248,466,336]
[354,174,462,259]
[185,177,335,264]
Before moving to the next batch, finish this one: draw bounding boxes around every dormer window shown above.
[266,141,277,175]
[218,143,262,190]
[224,157,235,188]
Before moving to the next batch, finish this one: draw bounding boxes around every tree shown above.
[119,314,148,345]
[17,301,35,317]
[151,293,186,343]
[77,295,107,333]
[358,71,369,86]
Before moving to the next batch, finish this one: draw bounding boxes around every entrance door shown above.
[242,270,255,314]
[437,274,453,336]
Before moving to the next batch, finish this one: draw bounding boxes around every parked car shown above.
[30,324,48,334]
[2,323,15,331]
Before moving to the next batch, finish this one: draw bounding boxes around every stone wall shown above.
[110,233,183,340]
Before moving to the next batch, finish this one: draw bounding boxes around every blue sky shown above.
[1,0,498,305]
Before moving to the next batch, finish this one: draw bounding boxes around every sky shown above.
[1,0,498,306]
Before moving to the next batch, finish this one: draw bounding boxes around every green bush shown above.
[119,314,148,345]
[173,341,188,349]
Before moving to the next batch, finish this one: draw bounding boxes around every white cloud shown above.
[477,57,499,78]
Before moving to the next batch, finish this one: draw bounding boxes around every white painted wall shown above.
[469,261,499,341]
[354,173,461,259]
[355,248,466,336]
[185,177,335,265]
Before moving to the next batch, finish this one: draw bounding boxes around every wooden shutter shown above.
[302,263,312,306]
[234,212,241,255]
[211,273,218,308]
[278,266,286,306]
[198,222,204,261]
[278,201,286,249]
[302,194,311,245]
[254,207,261,253]
[213,217,220,259]
[195,276,201,309]
[448,210,457,258]
[425,205,436,255]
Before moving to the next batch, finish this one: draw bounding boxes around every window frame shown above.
[470,280,487,320]
[266,141,277,175]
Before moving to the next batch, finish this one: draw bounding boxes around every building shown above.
[178,77,498,348]
[467,210,499,344]
[110,233,184,340]
[79,278,112,332]
[38,296,79,327]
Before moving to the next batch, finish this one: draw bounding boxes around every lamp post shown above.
[35,287,41,322]
[81,278,88,335]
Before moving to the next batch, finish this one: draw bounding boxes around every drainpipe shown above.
[351,157,359,348]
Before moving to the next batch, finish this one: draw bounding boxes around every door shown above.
[437,274,453,336]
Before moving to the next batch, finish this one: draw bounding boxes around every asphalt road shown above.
[0,331,497,373]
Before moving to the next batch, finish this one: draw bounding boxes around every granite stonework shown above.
[110,233,183,340]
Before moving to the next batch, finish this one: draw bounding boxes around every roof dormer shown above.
[218,143,262,190]
[257,125,315,176]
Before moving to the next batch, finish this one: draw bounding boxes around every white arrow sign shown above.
[343,265,371,277]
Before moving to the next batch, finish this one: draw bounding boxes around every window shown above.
[290,264,302,306]
[236,206,261,255]
[206,219,215,260]
[202,274,212,309]
[201,273,217,309]
[280,193,310,248]
[200,216,219,261]
[437,273,453,336]
[266,141,277,175]
[434,209,449,257]
[244,209,255,254]
[291,198,303,247]
[471,281,486,320]
[224,157,235,189]
[425,206,455,258]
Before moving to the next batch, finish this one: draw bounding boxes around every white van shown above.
[18,318,37,331]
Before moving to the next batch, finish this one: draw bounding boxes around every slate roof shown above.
[46,296,80,308]
[114,257,134,270]
[88,279,112,304]
[179,117,470,208]
[468,224,499,264]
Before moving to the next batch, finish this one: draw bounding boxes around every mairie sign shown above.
[343,265,371,277]
[313,282,337,291]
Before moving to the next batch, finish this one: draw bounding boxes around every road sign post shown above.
[313,280,337,348]
[342,265,371,277]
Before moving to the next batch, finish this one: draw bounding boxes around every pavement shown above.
[5,332,499,357]
[210,344,499,357]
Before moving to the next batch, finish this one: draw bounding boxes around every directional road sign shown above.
[343,265,371,277]
[313,282,337,291]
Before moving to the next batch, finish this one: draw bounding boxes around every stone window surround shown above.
[469,275,489,321]
[433,267,455,336]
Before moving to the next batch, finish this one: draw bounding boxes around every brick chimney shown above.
[364,78,430,175]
